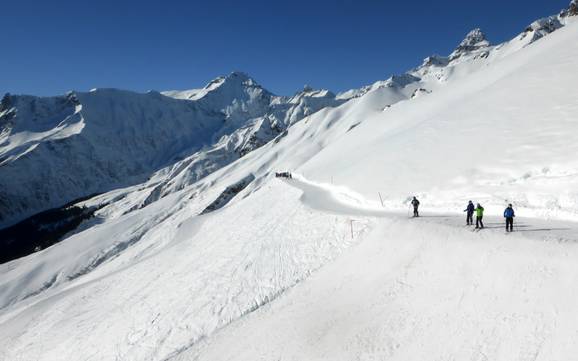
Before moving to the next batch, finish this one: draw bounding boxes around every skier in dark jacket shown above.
[411,197,420,217]
[475,203,484,229]
[464,200,475,225]
[504,204,515,232]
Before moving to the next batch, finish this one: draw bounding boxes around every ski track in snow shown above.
[1,174,578,361]
[0,179,373,361]
[288,175,578,243]
[170,176,578,361]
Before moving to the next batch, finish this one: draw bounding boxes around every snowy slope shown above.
[174,179,578,361]
[1,3,578,361]
[301,18,578,220]
[0,73,343,227]
[338,5,578,101]
[0,89,224,227]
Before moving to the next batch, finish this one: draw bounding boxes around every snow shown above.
[0,179,371,361]
[174,211,578,361]
[161,88,204,100]
[1,4,578,361]
[300,19,578,220]
[0,73,343,227]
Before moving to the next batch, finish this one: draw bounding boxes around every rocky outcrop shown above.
[0,93,11,112]
[561,0,578,17]
[200,174,255,214]
[0,94,16,130]
[422,55,449,67]
[571,0,578,16]
[522,16,563,42]
[449,29,490,61]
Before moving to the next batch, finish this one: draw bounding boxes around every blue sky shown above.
[1,0,571,96]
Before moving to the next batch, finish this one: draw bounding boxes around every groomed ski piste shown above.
[173,176,578,361]
[2,7,578,361]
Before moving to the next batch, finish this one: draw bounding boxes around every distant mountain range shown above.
[0,72,344,227]
[0,2,576,227]
[1,2,578,361]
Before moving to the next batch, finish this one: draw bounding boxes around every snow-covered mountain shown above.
[338,2,577,101]
[0,72,344,227]
[1,2,578,361]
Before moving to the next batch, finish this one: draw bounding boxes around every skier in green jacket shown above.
[475,203,484,229]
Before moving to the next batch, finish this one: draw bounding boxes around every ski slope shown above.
[299,18,578,221]
[173,178,578,361]
[1,6,578,361]
[0,177,375,361]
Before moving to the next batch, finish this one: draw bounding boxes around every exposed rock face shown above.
[0,93,11,112]
[0,93,16,129]
[410,88,431,99]
[522,16,563,42]
[561,0,578,17]
[459,28,487,48]
[449,28,490,60]
[422,55,449,67]
[200,174,255,214]
[569,0,578,16]
[523,0,577,42]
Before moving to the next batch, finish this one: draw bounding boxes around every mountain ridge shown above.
[0,74,344,227]
[2,1,576,227]
[1,3,578,361]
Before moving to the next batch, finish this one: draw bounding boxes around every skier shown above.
[411,196,420,217]
[464,200,475,225]
[475,203,484,229]
[504,203,515,232]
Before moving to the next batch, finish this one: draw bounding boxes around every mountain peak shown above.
[561,0,578,17]
[220,71,255,85]
[449,28,490,61]
[227,71,252,80]
[205,71,261,91]
[459,28,488,48]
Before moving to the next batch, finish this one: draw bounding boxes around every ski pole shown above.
[350,220,354,239]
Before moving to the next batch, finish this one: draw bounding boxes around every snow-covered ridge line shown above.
[338,0,578,100]
[0,72,344,227]
[2,0,575,228]
[1,4,578,360]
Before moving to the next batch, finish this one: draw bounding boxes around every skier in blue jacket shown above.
[504,204,515,232]
[464,200,475,225]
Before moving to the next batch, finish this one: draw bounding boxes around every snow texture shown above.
[1,4,578,361]
[0,73,344,227]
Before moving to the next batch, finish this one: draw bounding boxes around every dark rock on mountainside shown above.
[0,195,103,264]
[449,28,490,60]
[200,175,255,214]
[561,0,578,17]
[1,93,11,112]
